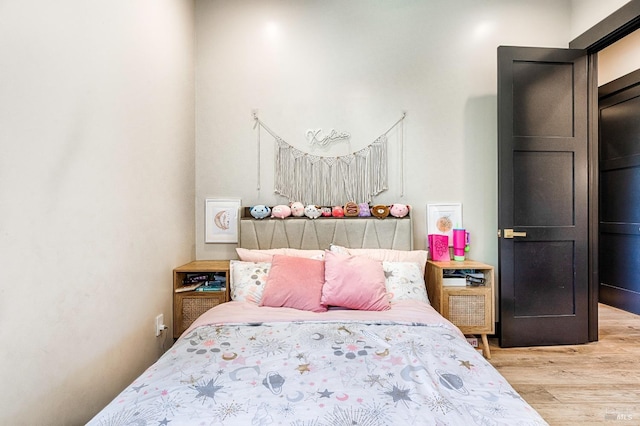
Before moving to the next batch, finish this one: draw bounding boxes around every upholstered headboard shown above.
[239,216,413,250]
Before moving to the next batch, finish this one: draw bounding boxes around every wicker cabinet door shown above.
[174,293,225,337]
[443,287,493,334]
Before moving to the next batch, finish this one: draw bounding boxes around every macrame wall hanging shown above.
[253,112,406,206]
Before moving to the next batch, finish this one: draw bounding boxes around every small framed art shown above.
[205,198,241,243]
[427,203,462,246]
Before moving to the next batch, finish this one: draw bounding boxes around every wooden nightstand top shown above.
[427,259,493,269]
[174,260,230,273]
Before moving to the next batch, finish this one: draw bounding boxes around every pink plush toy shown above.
[331,206,344,217]
[290,201,305,217]
[271,204,292,219]
[389,203,410,218]
[321,206,332,217]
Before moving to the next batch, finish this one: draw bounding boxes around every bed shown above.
[88,216,547,425]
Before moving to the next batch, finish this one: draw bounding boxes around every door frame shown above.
[569,0,640,341]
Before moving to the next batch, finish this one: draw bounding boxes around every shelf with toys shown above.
[244,202,411,220]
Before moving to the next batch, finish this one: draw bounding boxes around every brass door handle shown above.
[503,229,527,239]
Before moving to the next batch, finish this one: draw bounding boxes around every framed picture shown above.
[205,198,241,243]
[427,203,462,246]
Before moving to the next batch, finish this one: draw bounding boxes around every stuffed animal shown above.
[290,201,305,217]
[320,206,332,217]
[304,205,322,219]
[331,206,344,217]
[389,203,410,218]
[358,203,371,217]
[271,204,292,219]
[344,201,359,217]
[250,205,271,219]
[371,204,390,219]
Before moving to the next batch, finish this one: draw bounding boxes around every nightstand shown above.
[173,260,230,339]
[426,260,495,359]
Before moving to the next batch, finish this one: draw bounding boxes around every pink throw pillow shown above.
[260,255,327,312]
[322,250,390,311]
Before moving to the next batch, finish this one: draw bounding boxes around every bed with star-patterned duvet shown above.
[88,300,547,425]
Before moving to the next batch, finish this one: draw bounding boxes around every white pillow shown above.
[383,261,430,304]
[230,260,271,304]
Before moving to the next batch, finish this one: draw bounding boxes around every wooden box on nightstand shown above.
[426,260,495,358]
[173,260,230,339]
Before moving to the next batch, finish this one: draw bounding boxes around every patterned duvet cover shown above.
[88,301,547,425]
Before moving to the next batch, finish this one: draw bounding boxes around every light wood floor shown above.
[488,303,640,425]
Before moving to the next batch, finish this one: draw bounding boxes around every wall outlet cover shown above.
[155,314,164,337]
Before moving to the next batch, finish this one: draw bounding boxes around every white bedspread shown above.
[88,301,547,425]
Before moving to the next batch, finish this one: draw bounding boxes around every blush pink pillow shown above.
[260,255,327,312]
[322,250,390,311]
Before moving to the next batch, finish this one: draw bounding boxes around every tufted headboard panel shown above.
[239,216,413,250]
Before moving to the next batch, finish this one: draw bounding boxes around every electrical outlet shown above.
[155,314,165,337]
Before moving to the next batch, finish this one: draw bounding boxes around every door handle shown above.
[503,229,527,239]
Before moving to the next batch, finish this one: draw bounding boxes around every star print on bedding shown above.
[88,317,547,425]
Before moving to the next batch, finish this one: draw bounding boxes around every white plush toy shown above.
[303,205,322,219]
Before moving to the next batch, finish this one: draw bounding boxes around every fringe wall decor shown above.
[254,112,405,205]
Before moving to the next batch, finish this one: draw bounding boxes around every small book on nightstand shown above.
[195,280,226,292]
[182,273,210,284]
[443,269,469,286]
[443,277,467,286]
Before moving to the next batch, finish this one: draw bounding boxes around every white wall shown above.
[570,0,631,40]
[195,0,574,264]
[0,1,195,424]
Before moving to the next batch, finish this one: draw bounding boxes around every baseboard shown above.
[599,284,640,315]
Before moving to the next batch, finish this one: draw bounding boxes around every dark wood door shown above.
[498,46,590,347]
[598,70,640,315]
